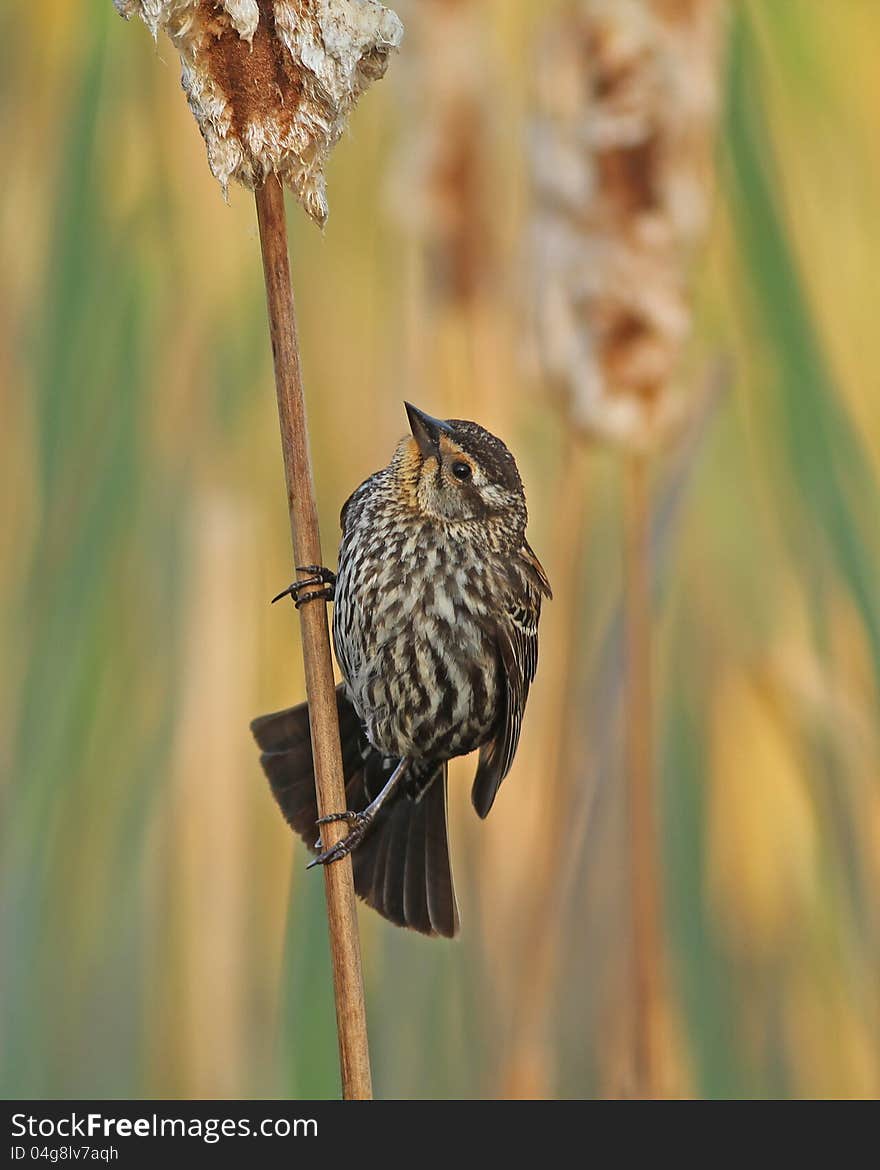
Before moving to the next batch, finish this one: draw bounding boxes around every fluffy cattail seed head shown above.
[387,0,495,308]
[115,0,404,225]
[530,0,725,449]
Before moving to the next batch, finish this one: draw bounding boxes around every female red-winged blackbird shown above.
[251,403,551,938]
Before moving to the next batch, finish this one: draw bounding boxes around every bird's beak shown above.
[405,402,454,460]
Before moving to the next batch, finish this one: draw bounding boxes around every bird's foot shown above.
[308,810,372,868]
[272,565,336,609]
[308,758,409,868]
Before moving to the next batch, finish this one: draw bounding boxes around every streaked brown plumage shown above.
[251,403,551,937]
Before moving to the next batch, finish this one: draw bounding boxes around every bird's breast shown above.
[332,522,500,761]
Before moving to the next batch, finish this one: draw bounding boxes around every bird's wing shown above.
[471,544,550,819]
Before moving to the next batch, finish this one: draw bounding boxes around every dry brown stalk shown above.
[255,177,372,1098]
[115,0,404,1101]
[501,436,590,1099]
[622,450,661,1095]
[503,368,728,1099]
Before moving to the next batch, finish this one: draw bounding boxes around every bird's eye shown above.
[451,461,472,481]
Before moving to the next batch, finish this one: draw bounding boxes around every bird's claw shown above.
[308,810,370,868]
[316,810,361,826]
[272,565,336,608]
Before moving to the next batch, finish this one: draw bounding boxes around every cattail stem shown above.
[624,452,663,1098]
[254,175,372,1101]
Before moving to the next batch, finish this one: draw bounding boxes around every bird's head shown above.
[390,403,528,537]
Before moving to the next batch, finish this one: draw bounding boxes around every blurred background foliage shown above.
[1,0,878,1099]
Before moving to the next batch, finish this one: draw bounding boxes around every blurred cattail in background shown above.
[389,0,494,307]
[527,0,726,1097]
[386,0,505,419]
[530,0,724,447]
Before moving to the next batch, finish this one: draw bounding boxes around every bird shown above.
[250,402,551,938]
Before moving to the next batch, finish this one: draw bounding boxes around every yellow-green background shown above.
[1,1,878,1099]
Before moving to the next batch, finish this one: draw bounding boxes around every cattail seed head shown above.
[530,0,725,449]
[387,0,495,307]
[116,0,404,225]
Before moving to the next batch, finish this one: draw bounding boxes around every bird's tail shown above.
[250,686,459,938]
